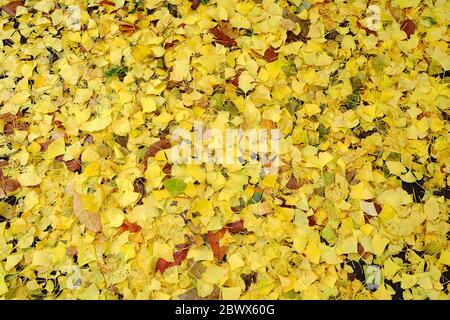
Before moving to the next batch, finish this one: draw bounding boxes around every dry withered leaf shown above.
[156,243,190,273]
[143,138,172,167]
[226,220,246,234]
[286,175,300,190]
[1,1,24,17]
[207,229,228,261]
[401,19,416,38]
[189,0,200,10]
[264,46,278,62]
[209,26,237,47]
[117,219,142,235]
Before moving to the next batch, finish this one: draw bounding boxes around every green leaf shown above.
[321,224,337,244]
[247,191,263,205]
[287,97,303,115]
[164,178,186,196]
[322,171,334,186]
[210,93,224,109]
[104,66,127,79]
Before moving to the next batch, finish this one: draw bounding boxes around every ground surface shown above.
[0,0,449,300]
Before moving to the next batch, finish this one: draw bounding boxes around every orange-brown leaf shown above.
[1,1,23,16]
[401,19,416,38]
[156,243,190,273]
[209,26,237,48]
[117,219,141,234]
[143,139,172,167]
[3,179,20,193]
[99,0,115,6]
[226,220,245,234]
[207,230,227,260]
[264,46,278,62]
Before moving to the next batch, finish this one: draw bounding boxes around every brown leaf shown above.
[264,46,278,62]
[143,139,172,167]
[207,229,227,261]
[115,135,128,148]
[189,0,200,10]
[133,178,146,198]
[230,70,241,87]
[3,179,20,193]
[401,19,416,38]
[64,159,82,172]
[3,123,14,135]
[226,220,246,234]
[99,0,115,6]
[286,175,300,190]
[209,26,237,47]
[308,215,316,227]
[241,271,257,291]
[162,163,172,174]
[1,1,24,16]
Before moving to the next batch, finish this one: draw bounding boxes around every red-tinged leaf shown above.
[162,163,172,174]
[230,70,241,87]
[1,1,24,16]
[264,46,278,63]
[189,0,200,10]
[117,219,142,234]
[0,160,8,167]
[64,159,82,172]
[99,0,115,6]
[374,202,382,214]
[119,22,139,35]
[3,123,14,135]
[308,215,316,227]
[164,40,179,49]
[3,179,20,193]
[207,230,227,260]
[226,220,245,234]
[40,140,52,152]
[173,245,189,264]
[143,139,172,167]
[156,243,190,273]
[155,258,173,273]
[286,175,300,190]
[401,19,416,38]
[53,120,64,128]
[209,26,237,48]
